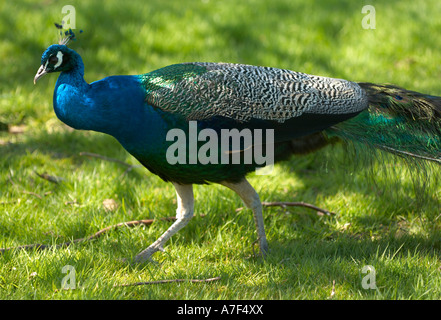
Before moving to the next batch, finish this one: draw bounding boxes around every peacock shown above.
[34,28,441,263]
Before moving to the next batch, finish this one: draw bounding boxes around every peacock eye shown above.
[49,56,59,64]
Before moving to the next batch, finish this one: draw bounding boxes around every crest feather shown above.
[54,22,83,46]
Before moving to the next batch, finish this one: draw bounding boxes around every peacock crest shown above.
[54,22,83,46]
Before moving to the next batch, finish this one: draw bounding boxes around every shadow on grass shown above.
[229,234,441,298]
[1,128,148,179]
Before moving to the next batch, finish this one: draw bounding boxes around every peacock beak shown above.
[33,64,48,84]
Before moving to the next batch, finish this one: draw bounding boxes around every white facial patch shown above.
[53,51,63,69]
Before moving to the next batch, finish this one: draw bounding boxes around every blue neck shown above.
[53,56,92,130]
[53,56,158,147]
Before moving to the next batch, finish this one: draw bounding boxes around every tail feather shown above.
[326,82,441,164]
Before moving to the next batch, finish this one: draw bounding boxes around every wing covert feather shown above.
[141,62,368,122]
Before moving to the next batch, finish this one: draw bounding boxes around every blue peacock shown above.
[34,28,441,263]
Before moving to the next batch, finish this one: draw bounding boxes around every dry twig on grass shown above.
[114,276,221,287]
[7,174,43,199]
[236,201,336,216]
[0,217,176,254]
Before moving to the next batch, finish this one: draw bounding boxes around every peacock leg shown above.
[133,183,194,263]
[220,179,269,256]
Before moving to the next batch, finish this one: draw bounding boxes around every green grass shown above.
[2,0,441,300]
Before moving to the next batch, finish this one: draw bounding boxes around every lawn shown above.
[1,0,441,300]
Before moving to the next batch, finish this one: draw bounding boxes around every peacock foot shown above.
[131,244,164,264]
[253,237,269,258]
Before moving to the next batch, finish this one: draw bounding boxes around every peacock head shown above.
[34,24,83,84]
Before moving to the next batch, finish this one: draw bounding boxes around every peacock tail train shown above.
[325,83,441,165]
